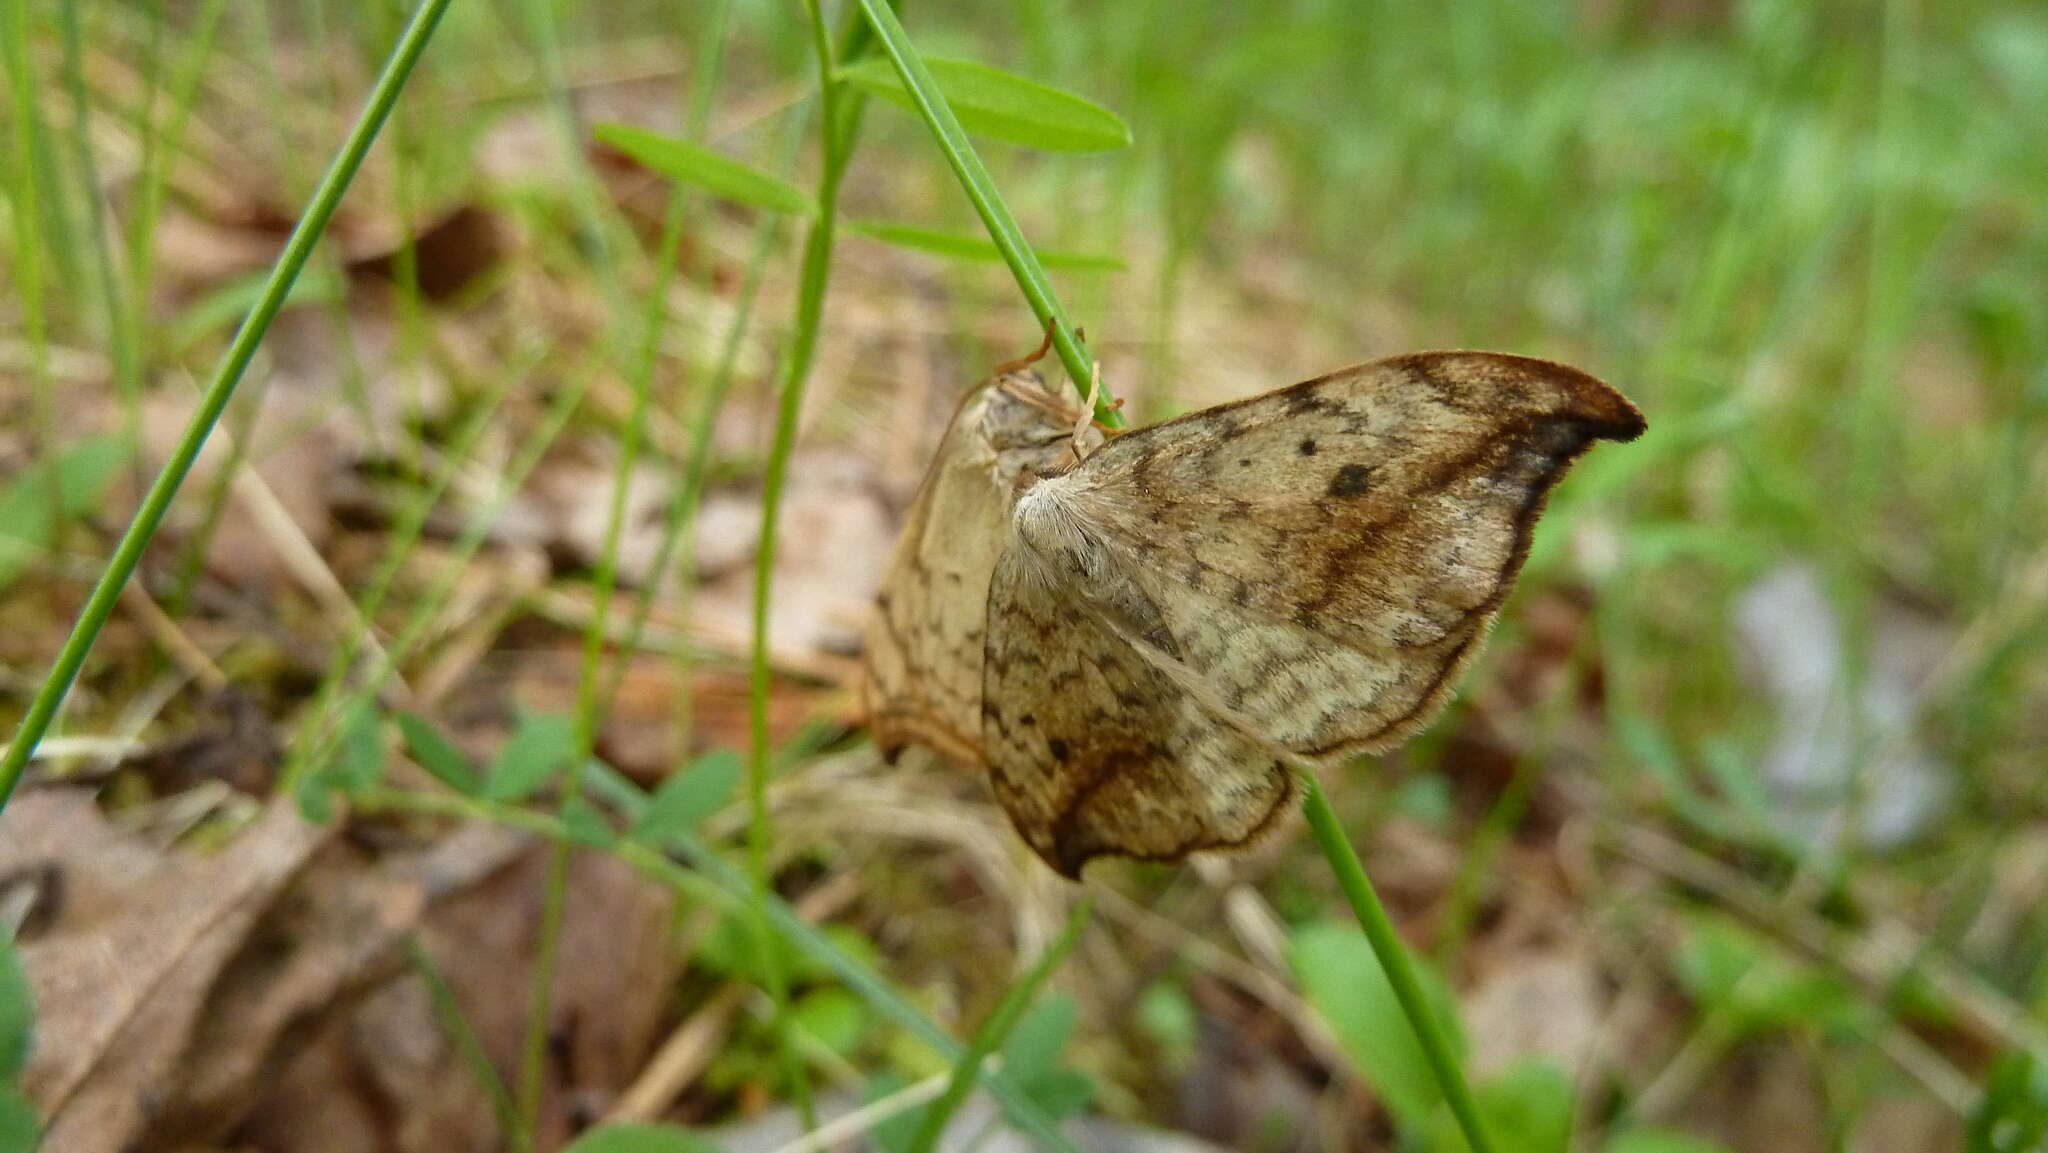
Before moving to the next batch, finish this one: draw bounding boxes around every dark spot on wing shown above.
[1238,458,1251,468]
[1020,713,1036,726]
[1328,463,1373,498]
[1049,738,1070,762]
[1298,438,1317,457]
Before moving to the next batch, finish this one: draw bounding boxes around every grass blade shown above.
[0,0,461,813]
[851,0,1119,426]
[837,55,1131,152]
[595,122,819,216]
[849,219,1125,271]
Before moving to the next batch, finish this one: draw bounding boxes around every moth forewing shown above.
[979,350,1644,876]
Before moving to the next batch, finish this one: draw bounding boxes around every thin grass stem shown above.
[0,0,462,813]
[906,899,1090,1153]
[1301,774,1496,1153]
[850,0,1117,426]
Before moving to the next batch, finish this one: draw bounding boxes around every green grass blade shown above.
[1301,775,1497,1153]
[851,0,1119,426]
[905,900,1091,1153]
[594,123,819,216]
[850,219,1125,271]
[0,0,462,814]
[837,55,1131,152]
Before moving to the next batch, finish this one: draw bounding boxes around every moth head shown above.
[982,371,1103,494]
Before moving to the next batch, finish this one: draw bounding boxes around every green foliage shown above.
[631,750,742,844]
[0,939,38,1153]
[848,220,1125,271]
[559,796,616,847]
[1604,1130,1736,1153]
[295,700,387,822]
[1429,1061,1573,1153]
[792,987,870,1059]
[1134,981,1198,1070]
[483,712,577,802]
[1290,917,1465,1130]
[0,436,131,594]
[593,123,817,216]
[1672,913,1868,1038]
[556,1123,724,1153]
[836,56,1130,152]
[993,994,1096,1128]
[395,711,482,795]
[1968,1051,2048,1153]
[0,940,31,1083]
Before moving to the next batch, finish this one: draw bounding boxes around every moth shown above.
[867,350,1644,878]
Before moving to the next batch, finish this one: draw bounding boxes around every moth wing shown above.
[863,374,1100,767]
[982,548,1295,877]
[1064,350,1645,761]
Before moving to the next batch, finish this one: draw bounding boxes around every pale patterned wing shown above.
[1050,350,1645,762]
[862,373,1099,767]
[981,549,1295,877]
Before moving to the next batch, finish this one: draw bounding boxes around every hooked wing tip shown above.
[1390,349,1647,444]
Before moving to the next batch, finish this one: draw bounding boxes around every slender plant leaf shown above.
[593,123,817,216]
[1969,1051,2048,1153]
[0,436,133,593]
[1429,1060,1572,1153]
[836,56,1130,152]
[483,711,576,802]
[1606,1131,1737,1153]
[1291,918,1464,1131]
[0,940,31,1082]
[560,796,616,847]
[557,1123,724,1153]
[631,749,742,843]
[850,219,1125,270]
[396,712,482,795]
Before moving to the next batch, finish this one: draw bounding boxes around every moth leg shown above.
[1068,359,1104,465]
[993,319,1058,376]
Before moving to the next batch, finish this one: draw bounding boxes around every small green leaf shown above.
[999,994,1076,1083]
[557,1122,724,1153]
[865,1073,922,1153]
[396,712,482,795]
[994,995,1095,1127]
[632,750,741,843]
[593,123,816,216]
[484,712,576,802]
[1290,919,1464,1131]
[561,796,615,847]
[333,700,388,794]
[1605,1129,1736,1153]
[1968,1051,2048,1153]
[792,987,869,1058]
[848,220,1125,271]
[1015,1067,1095,1120]
[1430,1060,1572,1153]
[1135,981,1197,1065]
[0,940,33,1082]
[1673,914,1866,1037]
[0,436,133,593]
[836,56,1131,152]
